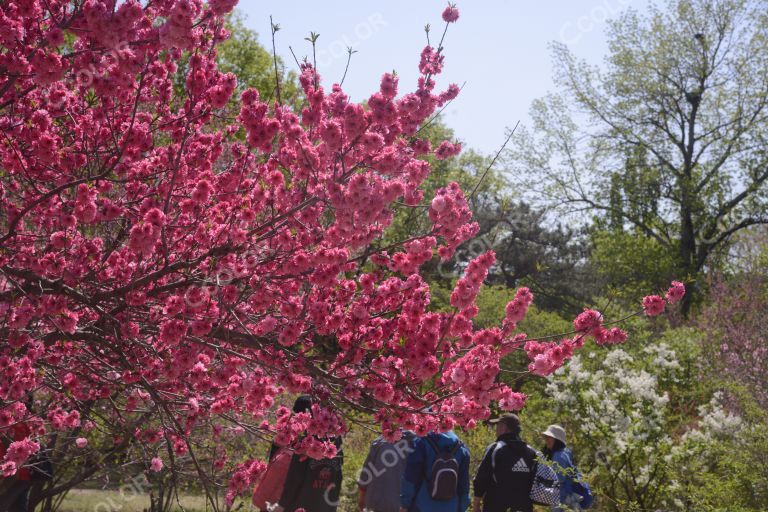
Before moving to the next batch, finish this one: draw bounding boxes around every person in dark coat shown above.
[274,396,344,512]
[276,436,343,512]
[472,414,559,512]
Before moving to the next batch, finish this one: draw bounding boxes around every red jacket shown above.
[0,423,32,480]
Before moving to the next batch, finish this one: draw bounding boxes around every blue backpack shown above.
[573,479,594,509]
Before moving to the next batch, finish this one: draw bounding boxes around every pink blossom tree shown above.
[698,277,768,407]
[0,0,683,507]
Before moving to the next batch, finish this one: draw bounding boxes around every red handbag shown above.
[252,448,292,510]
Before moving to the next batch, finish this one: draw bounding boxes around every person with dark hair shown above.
[272,396,344,512]
[254,395,329,512]
[472,414,559,512]
[267,395,313,460]
[541,425,580,511]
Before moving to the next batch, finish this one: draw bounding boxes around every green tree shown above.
[590,229,679,302]
[509,0,768,313]
[476,200,596,313]
[382,120,598,313]
[172,11,299,106]
[216,11,300,104]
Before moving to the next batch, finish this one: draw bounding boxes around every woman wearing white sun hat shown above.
[542,425,582,511]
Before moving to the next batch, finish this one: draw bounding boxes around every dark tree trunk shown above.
[678,200,697,317]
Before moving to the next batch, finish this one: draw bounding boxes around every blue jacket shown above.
[400,431,470,512]
[551,447,575,502]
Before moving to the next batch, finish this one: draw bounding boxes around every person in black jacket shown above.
[275,436,343,512]
[267,395,313,461]
[472,414,559,512]
[274,396,343,512]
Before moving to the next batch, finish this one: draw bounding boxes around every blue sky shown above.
[235,0,649,155]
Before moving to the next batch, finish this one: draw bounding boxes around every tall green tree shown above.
[474,199,596,313]
[216,11,300,104]
[172,11,299,106]
[380,120,597,313]
[509,0,768,313]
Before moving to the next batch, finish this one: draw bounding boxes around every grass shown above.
[56,488,257,512]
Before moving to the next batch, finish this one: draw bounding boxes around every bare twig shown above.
[469,120,520,199]
[340,46,357,87]
[270,16,282,105]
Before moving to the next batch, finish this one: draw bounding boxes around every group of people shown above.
[1,395,586,512]
[255,396,590,512]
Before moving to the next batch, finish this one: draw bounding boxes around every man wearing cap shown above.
[472,414,559,512]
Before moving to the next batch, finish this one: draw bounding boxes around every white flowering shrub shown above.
[532,327,766,511]
[544,345,679,510]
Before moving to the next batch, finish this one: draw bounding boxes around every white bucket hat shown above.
[541,424,567,444]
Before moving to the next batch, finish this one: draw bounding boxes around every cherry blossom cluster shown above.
[0,438,39,477]
[503,286,534,333]
[643,281,686,316]
[450,251,496,311]
[520,282,686,377]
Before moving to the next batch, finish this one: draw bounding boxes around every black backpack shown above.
[424,436,462,501]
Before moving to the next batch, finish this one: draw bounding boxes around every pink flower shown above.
[429,183,478,260]
[666,281,685,303]
[75,438,88,448]
[642,295,666,316]
[434,140,461,160]
[440,83,461,103]
[499,389,526,411]
[343,103,367,139]
[1,462,17,477]
[573,309,603,335]
[53,310,79,334]
[150,457,164,472]
[504,287,534,326]
[159,319,188,345]
[605,327,628,344]
[4,439,40,466]
[449,251,495,310]
[254,316,277,336]
[442,4,460,23]
[192,180,213,204]
[31,49,65,85]
[144,208,166,226]
[529,353,555,376]
[419,46,445,75]
[595,327,628,346]
[380,72,399,100]
[46,28,65,47]
[209,0,238,15]
[431,195,447,213]
[450,366,467,384]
